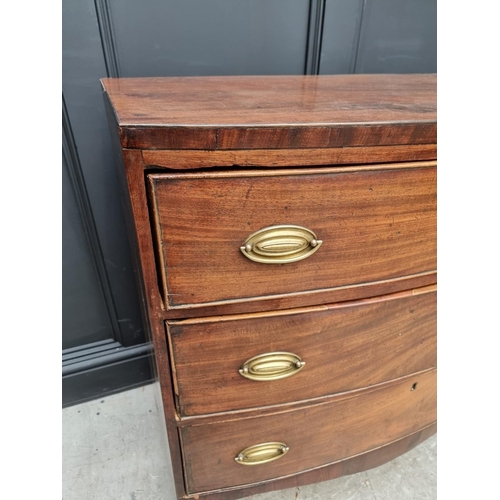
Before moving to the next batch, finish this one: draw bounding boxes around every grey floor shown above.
[63,383,436,500]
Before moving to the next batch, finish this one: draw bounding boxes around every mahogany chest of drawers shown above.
[102,74,437,500]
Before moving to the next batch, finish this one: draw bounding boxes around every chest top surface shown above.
[101,74,436,151]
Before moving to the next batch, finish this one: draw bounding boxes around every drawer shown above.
[180,368,436,493]
[148,164,436,309]
[167,287,436,416]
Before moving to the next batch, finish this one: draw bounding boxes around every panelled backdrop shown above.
[62,0,437,406]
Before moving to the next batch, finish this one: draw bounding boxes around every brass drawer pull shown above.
[239,352,305,381]
[240,225,322,264]
[235,442,290,466]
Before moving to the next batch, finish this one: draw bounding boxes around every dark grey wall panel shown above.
[354,0,437,74]
[320,0,364,74]
[62,346,153,407]
[108,0,310,77]
[62,154,111,350]
[62,0,143,345]
[304,0,326,75]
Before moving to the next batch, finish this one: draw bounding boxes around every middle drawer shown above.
[167,286,436,417]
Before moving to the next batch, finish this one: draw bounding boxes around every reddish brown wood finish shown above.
[142,144,437,169]
[167,287,436,417]
[217,123,436,150]
[160,270,437,320]
[102,75,437,500]
[187,422,436,500]
[101,75,436,150]
[180,369,436,494]
[148,164,436,309]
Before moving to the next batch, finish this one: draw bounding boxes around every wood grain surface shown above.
[104,75,438,500]
[180,369,437,493]
[101,74,436,149]
[142,144,437,169]
[168,287,436,416]
[159,271,436,320]
[148,164,436,309]
[189,422,436,500]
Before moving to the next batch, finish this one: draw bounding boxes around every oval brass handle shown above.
[239,352,305,381]
[240,225,322,264]
[235,442,290,466]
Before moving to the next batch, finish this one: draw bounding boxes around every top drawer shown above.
[148,163,436,310]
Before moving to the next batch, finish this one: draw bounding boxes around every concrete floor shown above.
[63,383,436,500]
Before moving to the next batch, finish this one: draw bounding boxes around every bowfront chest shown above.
[102,74,437,500]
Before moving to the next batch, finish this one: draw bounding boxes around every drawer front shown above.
[168,287,436,416]
[148,164,436,309]
[180,369,436,493]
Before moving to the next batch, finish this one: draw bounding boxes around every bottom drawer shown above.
[180,369,436,494]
